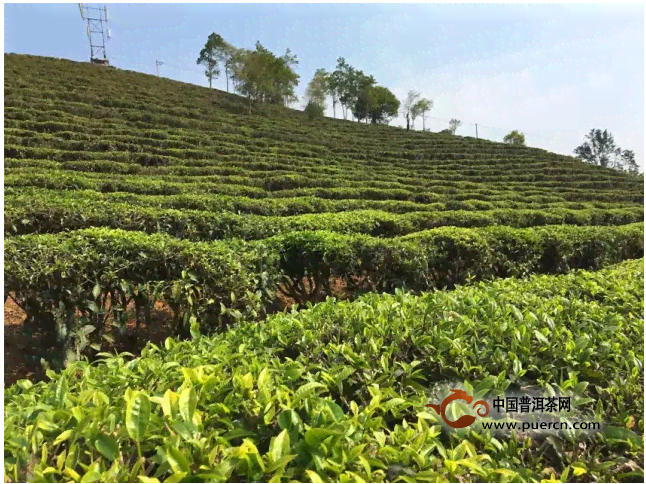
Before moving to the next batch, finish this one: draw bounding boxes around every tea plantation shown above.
[4,54,645,482]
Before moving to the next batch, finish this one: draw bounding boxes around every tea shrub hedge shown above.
[4,260,643,482]
[6,223,643,368]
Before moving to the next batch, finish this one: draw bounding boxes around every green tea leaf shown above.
[126,392,150,442]
[166,447,190,474]
[179,386,197,422]
[269,429,290,463]
[95,433,119,461]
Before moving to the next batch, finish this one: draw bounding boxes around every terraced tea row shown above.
[7,186,635,215]
[5,57,641,182]
[5,259,643,482]
[5,151,640,194]
[5,170,642,206]
[6,223,643,363]
[6,191,643,240]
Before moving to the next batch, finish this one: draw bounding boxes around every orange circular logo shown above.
[426,389,490,428]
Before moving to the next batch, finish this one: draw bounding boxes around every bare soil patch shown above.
[4,295,174,388]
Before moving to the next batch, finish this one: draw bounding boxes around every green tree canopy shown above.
[304,68,329,111]
[403,91,421,127]
[230,42,300,111]
[411,98,433,131]
[304,100,325,119]
[196,33,229,89]
[573,129,638,173]
[330,58,376,121]
[448,118,462,135]
[503,130,526,146]
[354,85,400,124]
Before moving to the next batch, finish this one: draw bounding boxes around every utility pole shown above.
[156,60,164,76]
[475,123,478,139]
[79,3,110,65]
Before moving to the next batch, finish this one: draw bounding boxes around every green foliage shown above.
[448,118,462,135]
[6,189,644,240]
[5,228,277,369]
[411,98,432,130]
[5,260,644,482]
[4,54,646,482]
[503,130,526,146]
[230,42,300,109]
[330,58,376,121]
[574,128,639,173]
[304,68,329,111]
[6,223,643,358]
[304,100,324,120]
[403,90,421,127]
[196,32,231,89]
[354,85,400,124]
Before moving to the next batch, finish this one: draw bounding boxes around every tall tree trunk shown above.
[422,115,425,131]
[225,65,229,93]
[209,77,212,89]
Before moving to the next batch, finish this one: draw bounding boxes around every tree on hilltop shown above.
[304,68,330,111]
[403,91,421,128]
[411,98,433,131]
[503,130,526,146]
[330,58,376,121]
[229,42,300,112]
[448,118,462,135]
[574,129,638,173]
[353,85,399,124]
[304,100,325,119]
[197,33,233,89]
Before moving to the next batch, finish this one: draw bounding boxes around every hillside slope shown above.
[5,54,643,232]
[4,54,645,483]
[4,53,644,318]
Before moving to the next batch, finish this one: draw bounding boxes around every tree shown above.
[448,118,462,135]
[304,68,329,111]
[503,130,526,146]
[331,58,353,120]
[352,72,376,122]
[367,86,400,124]
[327,72,339,119]
[573,128,638,173]
[197,33,227,88]
[328,68,344,119]
[275,48,301,106]
[218,43,237,93]
[304,100,324,119]
[229,42,300,112]
[353,89,373,124]
[411,98,433,131]
[403,91,421,128]
[330,58,375,121]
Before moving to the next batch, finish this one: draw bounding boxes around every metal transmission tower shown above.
[79,3,111,65]
[156,60,164,76]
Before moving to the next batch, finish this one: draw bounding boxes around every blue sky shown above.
[5,2,644,169]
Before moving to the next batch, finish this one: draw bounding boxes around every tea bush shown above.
[4,54,644,482]
[4,260,643,482]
